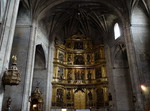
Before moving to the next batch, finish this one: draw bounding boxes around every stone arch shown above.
[113,43,128,68]
[111,43,134,110]
[31,44,47,111]
[34,44,46,69]
[131,0,150,25]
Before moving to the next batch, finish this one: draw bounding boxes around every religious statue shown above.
[96,89,104,107]
[66,91,71,100]
[75,71,79,80]
[87,71,92,80]
[67,43,71,48]
[58,67,63,80]
[56,89,63,106]
[88,91,92,100]
[96,69,102,78]
[87,54,91,63]
[81,71,85,80]
[67,55,71,63]
[12,55,17,62]
[68,70,72,80]
[67,70,72,83]
[59,52,64,62]
[74,41,83,49]
[74,55,84,65]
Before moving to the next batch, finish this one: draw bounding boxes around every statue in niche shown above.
[56,89,63,104]
[68,69,72,81]
[74,55,84,65]
[66,91,71,100]
[87,71,92,80]
[58,67,63,80]
[81,71,85,80]
[67,43,71,48]
[75,71,80,80]
[96,89,104,106]
[96,69,102,78]
[74,41,83,49]
[67,54,71,63]
[74,70,84,80]
[87,54,91,63]
[88,91,93,100]
[59,52,64,62]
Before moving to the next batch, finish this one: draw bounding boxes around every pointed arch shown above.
[34,44,46,69]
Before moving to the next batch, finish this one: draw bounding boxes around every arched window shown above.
[114,23,121,39]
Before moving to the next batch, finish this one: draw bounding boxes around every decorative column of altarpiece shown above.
[51,34,109,109]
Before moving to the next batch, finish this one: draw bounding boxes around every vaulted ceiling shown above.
[22,0,150,43]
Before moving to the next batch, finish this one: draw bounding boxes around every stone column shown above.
[46,44,54,111]
[21,21,37,111]
[104,45,117,111]
[123,21,144,110]
[0,0,20,110]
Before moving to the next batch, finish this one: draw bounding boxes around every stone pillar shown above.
[123,21,144,110]
[0,0,20,110]
[104,45,117,111]
[21,21,37,111]
[46,44,54,111]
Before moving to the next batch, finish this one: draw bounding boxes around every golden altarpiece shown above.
[51,34,109,109]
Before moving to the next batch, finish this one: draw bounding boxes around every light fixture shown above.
[62,109,67,111]
[33,104,37,108]
[30,87,44,111]
[140,84,148,92]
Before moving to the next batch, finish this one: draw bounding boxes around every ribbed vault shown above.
[22,0,150,43]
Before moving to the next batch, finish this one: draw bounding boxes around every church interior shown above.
[0,0,150,111]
